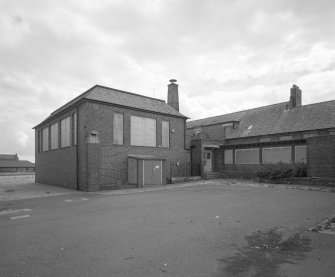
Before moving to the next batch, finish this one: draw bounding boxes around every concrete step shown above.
[203,172,225,180]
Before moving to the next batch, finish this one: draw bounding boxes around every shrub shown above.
[256,162,307,180]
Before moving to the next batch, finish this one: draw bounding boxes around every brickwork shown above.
[307,135,335,178]
[35,107,78,189]
[79,101,187,191]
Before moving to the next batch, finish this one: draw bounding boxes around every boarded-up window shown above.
[131,116,156,147]
[113,113,123,145]
[61,117,71,148]
[38,131,42,152]
[224,150,233,164]
[262,147,291,164]
[42,127,49,151]
[50,123,58,150]
[73,113,77,145]
[235,148,259,164]
[295,145,306,163]
[162,121,169,148]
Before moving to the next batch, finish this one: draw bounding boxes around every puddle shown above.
[218,228,312,277]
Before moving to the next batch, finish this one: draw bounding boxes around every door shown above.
[143,160,162,185]
[204,150,213,173]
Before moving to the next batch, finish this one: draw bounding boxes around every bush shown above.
[256,162,307,180]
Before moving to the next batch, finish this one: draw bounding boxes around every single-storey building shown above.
[34,80,190,191]
[0,154,35,174]
[186,85,335,179]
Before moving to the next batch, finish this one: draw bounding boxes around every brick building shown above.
[34,80,189,191]
[0,154,35,174]
[186,85,335,179]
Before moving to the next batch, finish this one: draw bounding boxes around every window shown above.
[262,147,291,164]
[61,117,71,148]
[295,145,306,163]
[224,150,233,164]
[113,113,123,145]
[131,116,156,147]
[50,123,58,150]
[42,127,49,151]
[162,121,169,148]
[73,113,77,145]
[37,131,42,152]
[235,148,259,164]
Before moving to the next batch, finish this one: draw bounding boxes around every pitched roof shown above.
[36,85,187,128]
[0,160,35,168]
[187,100,335,139]
[0,154,18,160]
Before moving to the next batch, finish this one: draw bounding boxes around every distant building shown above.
[0,154,35,174]
[186,85,335,179]
[34,80,189,191]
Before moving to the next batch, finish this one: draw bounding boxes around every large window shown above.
[73,113,77,145]
[224,150,233,164]
[262,147,291,164]
[130,116,156,147]
[50,123,58,150]
[42,127,49,152]
[113,113,124,145]
[162,121,169,148]
[235,148,259,164]
[61,117,71,148]
[295,145,306,163]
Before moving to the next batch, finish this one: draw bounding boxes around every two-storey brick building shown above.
[34,80,189,191]
[186,85,335,179]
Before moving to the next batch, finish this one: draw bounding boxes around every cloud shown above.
[1,0,335,161]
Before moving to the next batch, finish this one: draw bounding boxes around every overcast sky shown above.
[1,0,335,162]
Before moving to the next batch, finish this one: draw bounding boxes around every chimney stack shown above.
[289,84,302,108]
[167,79,179,111]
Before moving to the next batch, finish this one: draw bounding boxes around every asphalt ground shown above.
[1,180,335,277]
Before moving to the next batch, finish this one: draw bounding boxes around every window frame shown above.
[262,146,291,164]
[113,113,124,145]
[161,120,170,148]
[130,116,157,147]
[73,113,77,146]
[42,127,49,152]
[224,149,233,164]
[295,145,307,163]
[50,122,59,150]
[235,148,259,164]
[60,116,71,148]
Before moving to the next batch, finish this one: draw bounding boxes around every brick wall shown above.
[307,135,335,178]
[35,108,77,189]
[80,101,187,191]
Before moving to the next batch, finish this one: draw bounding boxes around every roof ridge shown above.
[293,98,335,109]
[95,85,166,103]
[188,102,287,124]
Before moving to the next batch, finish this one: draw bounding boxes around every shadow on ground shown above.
[217,228,312,277]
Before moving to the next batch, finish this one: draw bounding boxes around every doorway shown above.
[204,150,213,173]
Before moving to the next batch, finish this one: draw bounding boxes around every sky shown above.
[1,0,335,163]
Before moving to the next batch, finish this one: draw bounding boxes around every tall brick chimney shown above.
[289,84,302,108]
[167,79,179,111]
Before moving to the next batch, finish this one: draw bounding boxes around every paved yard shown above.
[0,180,335,277]
[0,175,75,201]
